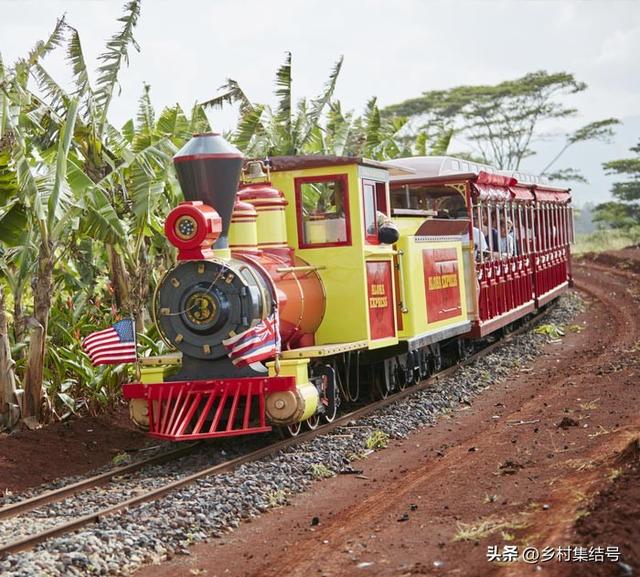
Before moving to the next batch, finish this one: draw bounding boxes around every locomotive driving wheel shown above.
[371,362,391,400]
[314,364,340,423]
[305,414,320,430]
[287,421,302,437]
[430,343,443,374]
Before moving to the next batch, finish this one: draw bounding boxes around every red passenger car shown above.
[387,157,573,339]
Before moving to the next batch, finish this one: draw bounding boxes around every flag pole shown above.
[132,315,142,382]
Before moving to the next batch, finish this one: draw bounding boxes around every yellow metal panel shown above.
[140,366,165,384]
[267,358,309,383]
[139,354,182,366]
[280,340,368,359]
[271,165,370,345]
[255,206,287,246]
[397,236,468,340]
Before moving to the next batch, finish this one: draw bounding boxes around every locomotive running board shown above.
[123,377,295,441]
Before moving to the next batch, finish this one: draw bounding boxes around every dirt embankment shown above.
[0,406,148,493]
[135,251,640,577]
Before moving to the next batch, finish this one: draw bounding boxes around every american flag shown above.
[222,312,280,367]
[81,319,137,366]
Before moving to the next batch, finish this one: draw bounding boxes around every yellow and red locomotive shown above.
[123,133,573,440]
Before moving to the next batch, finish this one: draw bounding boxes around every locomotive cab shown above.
[266,156,401,352]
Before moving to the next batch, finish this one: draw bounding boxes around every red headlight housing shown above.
[165,201,222,260]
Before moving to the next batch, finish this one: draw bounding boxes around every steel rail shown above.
[0,302,556,558]
[0,442,200,520]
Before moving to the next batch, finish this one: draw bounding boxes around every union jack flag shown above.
[223,312,280,367]
[81,319,137,366]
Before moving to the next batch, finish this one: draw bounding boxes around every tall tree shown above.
[383,71,617,173]
[593,140,640,229]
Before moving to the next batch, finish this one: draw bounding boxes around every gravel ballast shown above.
[0,294,583,577]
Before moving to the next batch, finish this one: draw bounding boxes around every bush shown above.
[573,226,640,255]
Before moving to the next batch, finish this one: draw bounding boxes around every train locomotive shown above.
[123,133,573,440]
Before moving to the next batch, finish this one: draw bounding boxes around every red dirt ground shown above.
[0,405,148,492]
[135,251,640,577]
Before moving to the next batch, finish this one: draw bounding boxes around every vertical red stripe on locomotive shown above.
[366,261,395,340]
[422,248,462,323]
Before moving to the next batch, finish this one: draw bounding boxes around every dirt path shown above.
[136,256,640,577]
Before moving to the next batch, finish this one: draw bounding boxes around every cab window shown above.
[363,180,378,244]
[295,174,351,248]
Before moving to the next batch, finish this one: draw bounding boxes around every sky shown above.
[1,0,639,205]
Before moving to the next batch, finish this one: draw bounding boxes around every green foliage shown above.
[384,71,616,172]
[202,52,344,157]
[573,227,640,255]
[112,451,132,465]
[310,463,334,479]
[365,430,389,450]
[0,2,207,422]
[534,323,565,339]
[594,140,640,229]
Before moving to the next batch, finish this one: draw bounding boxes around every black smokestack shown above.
[173,133,244,249]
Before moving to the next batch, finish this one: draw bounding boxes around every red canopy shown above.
[509,186,534,201]
[472,183,510,201]
[533,188,571,204]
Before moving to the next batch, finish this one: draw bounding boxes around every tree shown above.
[594,140,640,229]
[383,71,617,174]
[541,118,620,182]
[0,1,214,424]
[202,52,344,156]
[204,53,453,162]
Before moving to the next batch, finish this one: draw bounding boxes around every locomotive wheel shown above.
[396,358,407,391]
[458,339,474,361]
[371,364,390,400]
[418,349,430,379]
[323,403,338,423]
[305,414,320,430]
[431,344,443,374]
[287,421,302,437]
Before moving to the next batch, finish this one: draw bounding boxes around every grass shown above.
[310,463,335,479]
[267,489,286,507]
[579,398,600,411]
[608,467,623,481]
[365,430,390,450]
[534,323,565,339]
[111,452,132,466]
[453,515,528,542]
[573,227,640,255]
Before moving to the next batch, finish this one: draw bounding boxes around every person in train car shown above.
[499,218,516,257]
[481,211,499,254]
[452,206,488,260]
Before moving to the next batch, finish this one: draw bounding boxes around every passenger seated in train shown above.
[481,211,499,253]
[499,218,516,257]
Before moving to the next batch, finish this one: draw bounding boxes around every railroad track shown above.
[0,303,556,559]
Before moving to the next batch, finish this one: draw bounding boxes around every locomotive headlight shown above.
[165,201,222,260]
[175,215,198,240]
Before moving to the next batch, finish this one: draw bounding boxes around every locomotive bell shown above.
[173,132,244,249]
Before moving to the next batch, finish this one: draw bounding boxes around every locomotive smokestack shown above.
[173,133,244,249]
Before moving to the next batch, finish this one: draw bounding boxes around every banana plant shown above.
[202,52,344,156]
